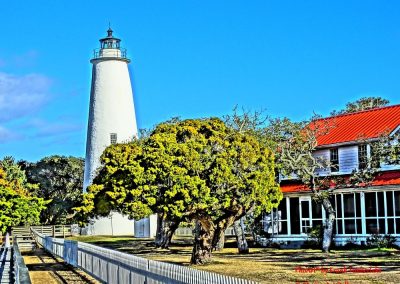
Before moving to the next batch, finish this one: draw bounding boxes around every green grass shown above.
[69,236,400,284]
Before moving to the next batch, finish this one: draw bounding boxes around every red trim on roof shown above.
[313,104,400,146]
[280,171,400,193]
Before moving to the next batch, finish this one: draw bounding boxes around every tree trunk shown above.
[155,214,180,249]
[211,216,235,251]
[214,232,225,251]
[212,224,226,251]
[233,217,249,254]
[321,197,335,252]
[191,220,214,264]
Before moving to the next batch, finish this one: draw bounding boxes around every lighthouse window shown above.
[110,133,117,144]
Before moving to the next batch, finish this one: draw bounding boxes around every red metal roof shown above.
[280,171,400,193]
[314,104,400,147]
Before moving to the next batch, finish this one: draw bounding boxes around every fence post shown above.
[52,226,55,237]
[63,225,65,238]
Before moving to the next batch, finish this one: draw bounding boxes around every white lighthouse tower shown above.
[83,28,138,235]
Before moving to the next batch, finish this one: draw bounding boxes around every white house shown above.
[265,104,400,246]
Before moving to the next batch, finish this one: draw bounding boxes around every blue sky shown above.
[1,1,400,161]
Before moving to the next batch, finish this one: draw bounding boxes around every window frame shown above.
[110,133,118,144]
[358,144,368,170]
[330,148,339,172]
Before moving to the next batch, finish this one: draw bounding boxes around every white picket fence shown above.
[31,229,257,284]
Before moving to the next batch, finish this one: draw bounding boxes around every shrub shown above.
[302,225,323,249]
[366,233,398,249]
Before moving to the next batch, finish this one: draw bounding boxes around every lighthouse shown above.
[83,28,140,235]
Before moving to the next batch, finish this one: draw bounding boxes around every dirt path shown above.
[23,249,99,284]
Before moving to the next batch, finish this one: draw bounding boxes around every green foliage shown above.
[0,162,47,233]
[303,225,324,248]
[330,97,390,116]
[23,155,84,224]
[77,117,281,233]
[366,233,398,249]
[0,156,38,195]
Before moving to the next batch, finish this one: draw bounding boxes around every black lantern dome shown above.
[92,27,129,62]
[99,28,121,49]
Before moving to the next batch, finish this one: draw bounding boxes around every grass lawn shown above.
[69,236,400,284]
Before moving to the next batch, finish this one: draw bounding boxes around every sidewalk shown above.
[23,248,98,284]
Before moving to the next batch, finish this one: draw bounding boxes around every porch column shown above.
[360,192,366,235]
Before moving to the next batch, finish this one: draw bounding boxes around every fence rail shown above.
[31,229,257,284]
[12,237,32,284]
[12,225,77,238]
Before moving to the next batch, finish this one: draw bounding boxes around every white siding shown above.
[338,145,358,174]
[380,163,400,171]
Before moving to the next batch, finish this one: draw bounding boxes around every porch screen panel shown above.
[290,197,300,234]
[395,191,400,216]
[265,198,289,235]
[377,192,386,233]
[387,191,394,217]
[344,194,355,234]
[394,191,400,234]
[311,200,323,229]
[363,190,400,235]
[365,192,378,233]
[377,192,385,218]
[336,193,362,235]
[355,193,361,218]
[386,191,395,234]
[365,192,377,217]
[355,192,362,233]
[277,198,288,234]
[343,194,354,217]
[336,194,342,219]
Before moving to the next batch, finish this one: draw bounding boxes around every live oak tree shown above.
[0,158,47,233]
[77,120,212,249]
[330,96,389,116]
[266,117,339,252]
[189,119,280,263]
[218,107,274,253]
[77,117,281,264]
[21,156,84,224]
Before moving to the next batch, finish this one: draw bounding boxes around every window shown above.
[264,198,288,235]
[364,191,394,234]
[334,193,362,235]
[290,197,300,234]
[330,148,339,172]
[358,144,368,170]
[311,200,324,230]
[300,199,311,233]
[110,133,117,144]
[370,142,381,168]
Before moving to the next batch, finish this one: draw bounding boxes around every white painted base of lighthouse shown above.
[83,213,158,237]
[134,214,158,238]
[84,212,135,236]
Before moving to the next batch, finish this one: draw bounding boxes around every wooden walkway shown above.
[0,246,12,284]
[23,248,98,284]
